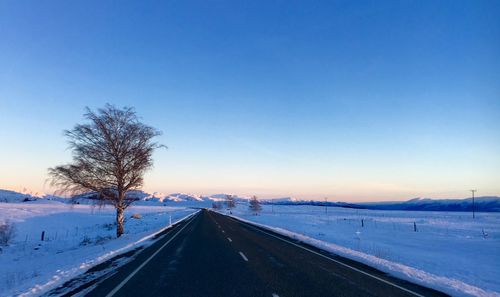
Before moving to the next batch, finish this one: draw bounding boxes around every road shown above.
[79,209,447,297]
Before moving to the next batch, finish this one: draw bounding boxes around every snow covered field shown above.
[0,201,196,297]
[230,204,500,297]
[2,193,499,297]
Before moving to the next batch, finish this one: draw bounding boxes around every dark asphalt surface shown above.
[83,209,448,297]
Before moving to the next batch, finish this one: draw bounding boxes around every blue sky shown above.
[1,1,499,201]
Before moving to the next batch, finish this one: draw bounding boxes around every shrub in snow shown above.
[94,235,113,245]
[226,195,236,213]
[102,223,115,230]
[248,196,262,215]
[0,220,16,246]
[131,213,142,219]
[80,236,92,246]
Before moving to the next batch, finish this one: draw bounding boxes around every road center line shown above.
[239,251,248,262]
[104,212,199,297]
[227,237,232,242]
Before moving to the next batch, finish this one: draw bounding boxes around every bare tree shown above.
[211,201,224,211]
[226,194,236,213]
[48,104,164,237]
[248,195,262,215]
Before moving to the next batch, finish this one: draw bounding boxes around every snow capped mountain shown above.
[363,196,500,212]
[139,192,206,202]
[0,189,41,203]
[168,193,205,202]
[209,193,238,199]
[66,191,203,204]
[0,189,287,204]
[1,188,499,212]
[208,194,256,202]
[260,197,293,203]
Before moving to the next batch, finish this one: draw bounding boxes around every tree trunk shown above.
[116,206,125,237]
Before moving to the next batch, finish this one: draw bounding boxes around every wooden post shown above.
[470,189,477,219]
[414,222,417,232]
[41,231,45,241]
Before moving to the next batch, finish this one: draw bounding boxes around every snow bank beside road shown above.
[0,202,197,297]
[228,204,500,297]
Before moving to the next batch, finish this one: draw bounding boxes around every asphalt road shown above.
[82,209,448,297]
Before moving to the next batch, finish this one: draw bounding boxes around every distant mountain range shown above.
[360,197,500,212]
[0,189,52,203]
[1,188,499,212]
[263,196,500,212]
[0,189,245,205]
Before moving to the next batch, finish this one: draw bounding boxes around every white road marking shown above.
[104,213,199,297]
[228,216,426,297]
[272,294,280,297]
[239,251,248,262]
[227,237,232,242]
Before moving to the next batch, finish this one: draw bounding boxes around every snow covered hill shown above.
[1,189,499,212]
[0,189,247,205]
[361,196,500,212]
[0,189,41,203]
[262,196,500,212]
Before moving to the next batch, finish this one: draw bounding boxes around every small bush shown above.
[94,235,113,245]
[131,213,142,219]
[80,236,92,246]
[0,220,16,246]
[102,223,115,230]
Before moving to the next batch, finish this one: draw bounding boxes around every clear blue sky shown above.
[1,1,499,201]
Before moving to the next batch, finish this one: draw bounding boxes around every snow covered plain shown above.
[230,204,500,297]
[0,201,196,297]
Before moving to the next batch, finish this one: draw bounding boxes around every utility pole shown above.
[470,189,477,219]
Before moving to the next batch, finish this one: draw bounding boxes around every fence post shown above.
[414,222,417,232]
[41,231,45,241]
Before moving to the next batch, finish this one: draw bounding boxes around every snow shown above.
[0,190,41,203]
[2,187,499,297]
[361,196,500,212]
[228,204,500,297]
[0,201,197,297]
